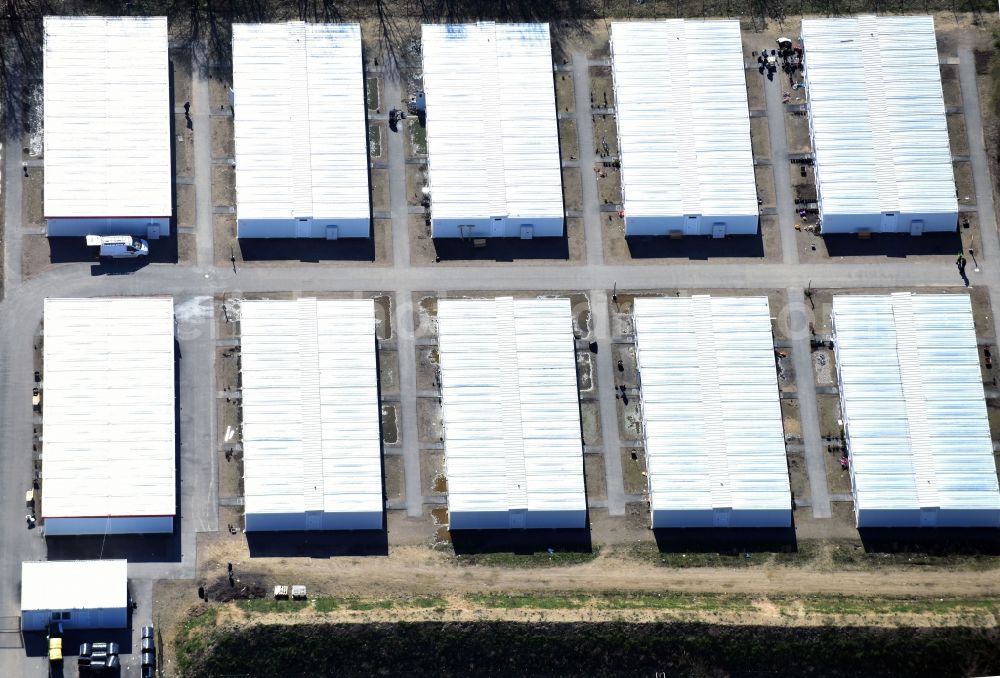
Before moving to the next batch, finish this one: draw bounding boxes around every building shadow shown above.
[433,235,569,262]
[47,236,178,270]
[23,609,133,663]
[858,527,1000,554]
[823,231,963,258]
[246,529,389,558]
[450,528,592,555]
[238,238,375,263]
[653,525,798,554]
[626,234,765,260]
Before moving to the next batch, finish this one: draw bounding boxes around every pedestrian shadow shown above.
[822,231,963,258]
[626,235,765,260]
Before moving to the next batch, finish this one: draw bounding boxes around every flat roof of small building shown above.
[232,22,369,223]
[22,560,128,612]
[43,16,171,219]
[634,296,791,524]
[240,298,383,519]
[422,22,563,222]
[437,297,585,522]
[802,15,956,220]
[610,20,757,221]
[832,293,1000,518]
[42,298,175,521]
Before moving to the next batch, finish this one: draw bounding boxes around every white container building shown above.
[802,16,957,235]
[437,298,586,529]
[832,293,1000,528]
[43,17,171,238]
[240,298,383,531]
[634,296,791,528]
[42,298,176,536]
[232,23,370,239]
[610,20,758,238]
[422,23,564,239]
[21,560,128,631]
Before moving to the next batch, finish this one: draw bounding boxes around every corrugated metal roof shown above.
[633,296,791,526]
[610,21,757,222]
[832,293,1000,522]
[240,299,383,521]
[42,298,175,520]
[232,23,369,223]
[437,297,586,526]
[22,560,127,612]
[802,16,956,221]
[422,22,563,222]
[43,17,171,218]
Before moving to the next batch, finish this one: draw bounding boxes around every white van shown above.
[85,235,149,259]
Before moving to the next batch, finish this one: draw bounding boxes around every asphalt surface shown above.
[0,32,997,678]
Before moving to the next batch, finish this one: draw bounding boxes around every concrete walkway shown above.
[591,290,625,516]
[191,52,215,269]
[573,52,604,265]
[762,70,799,265]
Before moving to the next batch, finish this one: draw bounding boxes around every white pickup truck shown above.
[86,234,149,258]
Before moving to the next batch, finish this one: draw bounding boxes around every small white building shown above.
[610,20,758,237]
[802,16,957,235]
[634,296,791,528]
[42,298,176,536]
[422,23,564,239]
[437,298,586,529]
[232,23,370,239]
[21,560,128,631]
[43,16,171,238]
[240,298,383,531]
[833,293,1000,528]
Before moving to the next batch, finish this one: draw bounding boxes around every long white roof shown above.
[240,299,382,518]
[832,293,1000,515]
[42,298,175,520]
[610,20,757,219]
[422,22,563,221]
[22,560,127,612]
[802,16,956,218]
[43,16,171,218]
[633,296,791,518]
[232,22,369,222]
[437,298,585,517]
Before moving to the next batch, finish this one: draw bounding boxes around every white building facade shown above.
[833,293,1000,527]
[610,20,758,237]
[42,298,176,535]
[802,16,957,235]
[422,23,564,239]
[634,296,791,528]
[240,298,383,531]
[43,17,171,238]
[21,560,128,631]
[232,23,371,239]
[437,298,586,529]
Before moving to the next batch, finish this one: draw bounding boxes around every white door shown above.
[712,508,730,527]
[146,224,161,240]
[711,222,726,239]
[490,217,504,238]
[296,219,310,238]
[326,225,339,241]
[684,215,701,236]
[882,212,899,233]
[909,219,924,236]
[919,508,937,527]
[509,510,527,529]
[305,512,323,531]
[520,224,533,240]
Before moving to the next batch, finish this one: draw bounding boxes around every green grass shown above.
[467,593,591,610]
[236,599,308,614]
[456,547,599,569]
[175,607,219,674]
[409,120,427,156]
[313,596,447,612]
